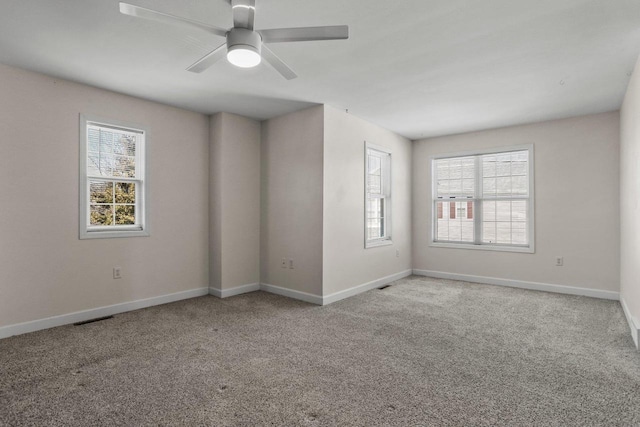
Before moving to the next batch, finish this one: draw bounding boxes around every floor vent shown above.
[74,316,114,326]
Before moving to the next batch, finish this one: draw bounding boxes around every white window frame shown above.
[429,144,535,253]
[365,142,392,248]
[79,114,150,239]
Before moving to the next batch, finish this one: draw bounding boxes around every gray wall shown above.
[0,63,210,328]
[322,106,412,295]
[260,106,325,296]
[412,112,620,293]
[620,55,640,333]
[210,112,261,291]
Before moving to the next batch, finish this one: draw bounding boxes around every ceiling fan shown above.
[119,0,349,80]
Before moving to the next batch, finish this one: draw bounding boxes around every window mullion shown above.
[474,155,482,245]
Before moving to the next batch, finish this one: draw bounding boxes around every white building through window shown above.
[432,145,534,252]
[365,143,392,248]
[79,115,148,239]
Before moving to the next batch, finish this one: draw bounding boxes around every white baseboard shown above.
[0,287,210,340]
[413,269,620,301]
[621,297,640,350]
[210,282,323,305]
[322,269,413,305]
[209,283,260,298]
[259,283,323,305]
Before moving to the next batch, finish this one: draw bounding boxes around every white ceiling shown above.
[1,0,639,139]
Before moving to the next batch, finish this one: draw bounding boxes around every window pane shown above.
[435,201,474,243]
[88,128,100,152]
[483,222,496,243]
[483,178,496,195]
[90,181,113,204]
[496,177,511,196]
[481,150,528,198]
[435,156,475,198]
[99,130,114,154]
[99,154,114,177]
[114,134,136,156]
[483,201,496,221]
[497,222,511,244]
[90,205,113,226]
[368,155,381,175]
[483,155,496,177]
[512,200,527,221]
[496,153,511,176]
[115,205,135,225]
[87,154,100,176]
[368,174,381,194]
[482,200,528,245]
[115,182,135,204]
[367,198,383,239]
[512,175,528,195]
[113,155,136,178]
[496,201,511,221]
[449,158,462,179]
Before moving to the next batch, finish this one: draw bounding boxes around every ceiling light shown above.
[226,28,262,68]
[232,4,255,10]
[227,46,261,68]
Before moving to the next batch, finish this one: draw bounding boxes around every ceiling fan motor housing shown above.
[227,28,262,56]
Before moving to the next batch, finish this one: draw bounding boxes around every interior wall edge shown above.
[209,283,261,299]
[259,283,323,305]
[322,269,412,305]
[621,296,640,350]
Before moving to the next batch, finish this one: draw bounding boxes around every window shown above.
[365,143,392,248]
[432,145,534,252]
[79,115,148,239]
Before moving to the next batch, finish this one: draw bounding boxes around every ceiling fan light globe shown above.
[227,46,261,68]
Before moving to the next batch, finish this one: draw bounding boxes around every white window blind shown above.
[365,144,392,247]
[432,146,533,251]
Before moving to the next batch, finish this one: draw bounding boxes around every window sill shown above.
[429,242,534,253]
[366,239,393,249]
[80,229,150,240]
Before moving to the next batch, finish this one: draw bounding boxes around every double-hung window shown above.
[365,143,392,248]
[432,145,534,252]
[79,115,148,239]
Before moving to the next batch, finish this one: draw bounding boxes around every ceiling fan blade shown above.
[119,2,227,38]
[231,0,255,30]
[259,25,349,43]
[261,46,297,80]
[187,43,227,73]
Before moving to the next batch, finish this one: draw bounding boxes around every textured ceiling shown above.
[1,0,639,139]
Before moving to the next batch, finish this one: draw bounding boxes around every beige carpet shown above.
[1,276,639,426]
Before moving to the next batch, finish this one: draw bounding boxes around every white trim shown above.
[209,283,261,298]
[429,242,535,253]
[322,269,412,305]
[259,283,323,305]
[0,287,209,340]
[412,269,619,301]
[621,297,640,349]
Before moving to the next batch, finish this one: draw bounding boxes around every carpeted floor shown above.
[1,276,639,426]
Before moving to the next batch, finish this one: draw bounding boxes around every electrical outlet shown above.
[113,267,122,279]
[281,258,287,268]
[289,259,294,269]
[555,257,564,267]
